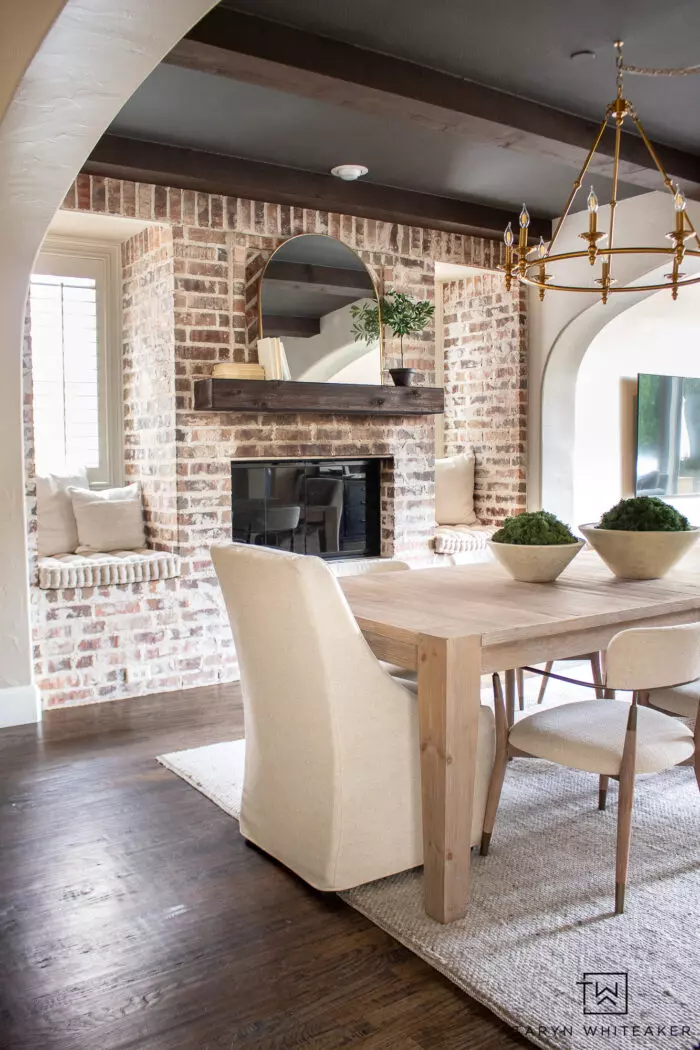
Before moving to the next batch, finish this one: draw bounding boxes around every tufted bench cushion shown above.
[38,548,181,589]
[433,523,497,555]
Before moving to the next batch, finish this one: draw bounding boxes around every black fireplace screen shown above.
[231,458,382,559]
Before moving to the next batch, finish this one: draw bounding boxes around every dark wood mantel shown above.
[193,379,444,416]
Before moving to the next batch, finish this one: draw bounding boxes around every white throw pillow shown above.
[68,483,146,553]
[435,452,477,526]
[36,468,89,556]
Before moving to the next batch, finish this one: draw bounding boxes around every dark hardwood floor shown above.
[0,685,530,1050]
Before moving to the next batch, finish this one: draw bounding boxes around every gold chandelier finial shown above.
[501,42,700,303]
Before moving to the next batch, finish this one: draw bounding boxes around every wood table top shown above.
[340,549,700,647]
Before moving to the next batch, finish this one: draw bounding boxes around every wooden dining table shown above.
[340,549,700,924]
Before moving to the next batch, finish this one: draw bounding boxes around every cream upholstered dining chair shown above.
[481,623,699,913]
[211,543,496,892]
[329,559,416,683]
[530,652,604,706]
[647,679,699,727]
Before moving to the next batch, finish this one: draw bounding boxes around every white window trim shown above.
[33,237,123,487]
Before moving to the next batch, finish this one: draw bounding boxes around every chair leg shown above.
[516,668,525,711]
[537,662,553,705]
[615,703,638,914]
[590,652,604,699]
[481,673,509,856]
[505,669,516,728]
[598,775,609,811]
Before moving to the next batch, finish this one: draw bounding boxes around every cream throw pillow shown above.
[435,452,477,526]
[68,483,146,553]
[36,468,89,556]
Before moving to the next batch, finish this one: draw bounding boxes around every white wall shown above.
[574,284,700,527]
[282,299,381,383]
[0,0,217,727]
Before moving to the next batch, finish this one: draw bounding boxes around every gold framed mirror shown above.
[258,234,382,385]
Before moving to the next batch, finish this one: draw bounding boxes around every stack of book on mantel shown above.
[212,362,266,381]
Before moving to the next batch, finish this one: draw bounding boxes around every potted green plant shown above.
[351,291,435,386]
[488,510,584,583]
[580,496,699,579]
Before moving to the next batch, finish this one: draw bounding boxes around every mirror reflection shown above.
[259,234,381,384]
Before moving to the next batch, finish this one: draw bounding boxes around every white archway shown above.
[540,256,700,525]
[0,0,217,726]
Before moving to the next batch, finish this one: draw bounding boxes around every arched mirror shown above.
[258,234,382,384]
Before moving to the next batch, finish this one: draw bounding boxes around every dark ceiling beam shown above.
[164,8,700,198]
[85,135,551,240]
[266,261,373,292]
[263,316,320,338]
[264,279,368,300]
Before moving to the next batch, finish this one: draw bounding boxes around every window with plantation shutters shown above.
[29,241,122,486]
[30,274,100,471]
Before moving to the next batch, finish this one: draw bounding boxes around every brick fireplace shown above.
[26,174,525,709]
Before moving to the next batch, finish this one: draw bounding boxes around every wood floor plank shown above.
[0,684,528,1050]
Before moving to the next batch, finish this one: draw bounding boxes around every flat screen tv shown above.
[636,372,700,498]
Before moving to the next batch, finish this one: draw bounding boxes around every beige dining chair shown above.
[508,653,603,725]
[481,623,699,913]
[646,680,699,725]
[530,652,604,706]
[329,558,415,682]
[211,543,496,891]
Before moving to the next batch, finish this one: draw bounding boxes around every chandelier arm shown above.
[608,118,625,279]
[631,113,679,196]
[548,115,610,254]
[631,113,700,250]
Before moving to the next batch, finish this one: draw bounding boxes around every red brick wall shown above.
[442,273,527,524]
[26,175,522,708]
[122,225,178,550]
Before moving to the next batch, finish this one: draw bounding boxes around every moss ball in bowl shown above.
[488,511,584,583]
[580,496,699,580]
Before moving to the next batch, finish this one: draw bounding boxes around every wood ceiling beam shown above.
[164,8,700,198]
[266,261,373,292]
[262,316,320,338]
[85,135,552,240]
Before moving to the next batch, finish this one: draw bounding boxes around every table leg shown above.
[417,633,481,923]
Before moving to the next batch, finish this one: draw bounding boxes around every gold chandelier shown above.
[503,42,700,303]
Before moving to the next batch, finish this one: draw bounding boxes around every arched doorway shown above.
[540,257,700,527]
[0,0,217,725]
[574,283,700,527]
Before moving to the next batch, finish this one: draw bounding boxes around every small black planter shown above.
[389,368,417,387]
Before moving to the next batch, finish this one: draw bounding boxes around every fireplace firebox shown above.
[231,458,382,559]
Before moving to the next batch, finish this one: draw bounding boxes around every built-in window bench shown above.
[433,524,497,556]
[37,549,181,590]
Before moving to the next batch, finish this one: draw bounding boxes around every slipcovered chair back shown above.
[212,543,494,890]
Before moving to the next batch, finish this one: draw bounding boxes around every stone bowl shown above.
[487,540,585,583]
[578,524,700,580]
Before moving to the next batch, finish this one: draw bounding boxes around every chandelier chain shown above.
[621,61,700,76]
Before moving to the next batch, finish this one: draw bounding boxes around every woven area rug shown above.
[158,737,699,1050]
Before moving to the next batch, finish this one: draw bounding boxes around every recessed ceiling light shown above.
[330,164,369,181]
[570,49,596,63]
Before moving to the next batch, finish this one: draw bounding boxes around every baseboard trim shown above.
[0,683,42,728]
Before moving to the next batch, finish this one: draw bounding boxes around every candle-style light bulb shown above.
[588,186,599,214]
[504,221,514,247]
[537,236,547,259]
[519,204,530,229]
[674,184,687,213]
